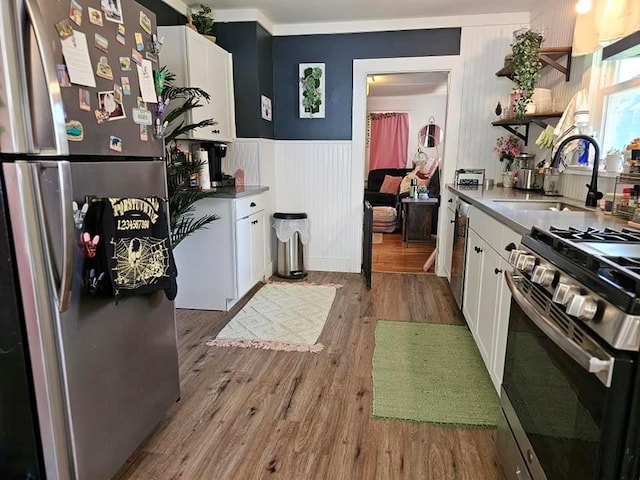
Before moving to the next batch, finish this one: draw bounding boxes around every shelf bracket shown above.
[497,124,529,145]
[539,52,572,82]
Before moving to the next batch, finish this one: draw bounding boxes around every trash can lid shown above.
[274,212,307,220]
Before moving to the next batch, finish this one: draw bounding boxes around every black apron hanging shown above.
[82,197,178,300]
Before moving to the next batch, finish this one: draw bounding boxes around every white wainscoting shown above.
[223,140,261,185]
[224,138,277,275]
[558,169,618,201]
[275,141,354,272]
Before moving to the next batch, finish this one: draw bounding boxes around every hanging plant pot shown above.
[511,29,543,118]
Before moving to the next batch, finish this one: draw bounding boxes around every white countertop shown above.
[200,185,269,198]
[447,184,633,235]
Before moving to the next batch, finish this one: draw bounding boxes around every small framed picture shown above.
[261,95,272,121]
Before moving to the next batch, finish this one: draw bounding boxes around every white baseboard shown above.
[306,256,357,273]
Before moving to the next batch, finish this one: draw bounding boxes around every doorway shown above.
[365,71,449,274]
[351,56,463,278]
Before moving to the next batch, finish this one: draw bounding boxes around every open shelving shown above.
[491,112,563,145]
[495,47,573,82]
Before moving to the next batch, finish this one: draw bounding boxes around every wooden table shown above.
[401,197,438,245]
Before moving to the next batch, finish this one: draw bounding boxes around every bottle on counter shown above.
[410,177,418,199]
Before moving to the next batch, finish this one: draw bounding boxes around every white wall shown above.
[366,93,448,170]
[456,24,525,183]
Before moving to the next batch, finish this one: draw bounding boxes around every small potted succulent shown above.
[190,5,216,42]
[418,186,429,199]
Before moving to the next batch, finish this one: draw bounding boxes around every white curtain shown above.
[573,0,640,56]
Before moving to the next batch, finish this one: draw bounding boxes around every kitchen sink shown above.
[492,200,592,212]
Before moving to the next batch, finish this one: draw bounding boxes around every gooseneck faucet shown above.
[551,134,603,207]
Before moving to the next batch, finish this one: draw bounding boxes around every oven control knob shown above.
[566,295,598,321]
[516,254,536,273]
[531,266,555,287]
[508,249,527,267]
[553,284,580,306]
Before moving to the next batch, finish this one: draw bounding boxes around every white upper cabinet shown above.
[159,26,236,143]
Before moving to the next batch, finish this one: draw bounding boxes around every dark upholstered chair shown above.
[364,168,413,207]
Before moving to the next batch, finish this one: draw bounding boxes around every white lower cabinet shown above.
[174,192,266,311]
[235,210,265,297]
[462,206,521,393]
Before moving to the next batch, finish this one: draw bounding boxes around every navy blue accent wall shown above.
[214,23,261,138]
[257,24,274,139]
[273,28,461,140]
[137,0,186,25]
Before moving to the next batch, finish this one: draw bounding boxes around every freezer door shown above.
[0,0,164,156]
[4,160,180,480]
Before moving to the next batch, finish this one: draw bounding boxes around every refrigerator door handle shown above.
[32,161,75,312]
[0,0,34,153]
[23,0,69,155]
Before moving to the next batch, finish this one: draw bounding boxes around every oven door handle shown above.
[505,271,614,387]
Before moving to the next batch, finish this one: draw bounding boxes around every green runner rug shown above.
[372,321,499,427]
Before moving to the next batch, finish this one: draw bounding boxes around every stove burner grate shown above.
[548,226,640,242]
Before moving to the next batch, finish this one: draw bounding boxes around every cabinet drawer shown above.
[469,207,502,249]
[235,194,264,219]
[500,227,522,262]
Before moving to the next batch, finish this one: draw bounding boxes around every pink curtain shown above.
[369,112,409,170]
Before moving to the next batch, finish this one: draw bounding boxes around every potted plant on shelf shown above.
[510,29,543,118]
[190,4,216,42]
[158,67,219,248]
[495,134,524,188]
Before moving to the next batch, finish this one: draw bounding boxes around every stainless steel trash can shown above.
[273,212,308,279]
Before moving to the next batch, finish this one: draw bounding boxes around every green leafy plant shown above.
[300,67,323,115]
[159,67,219,247]
[191,5,215,36]
[511,29,543,118]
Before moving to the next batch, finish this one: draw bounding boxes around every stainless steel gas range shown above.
[498,226,640,480]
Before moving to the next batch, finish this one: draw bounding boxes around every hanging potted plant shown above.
[510,29,543,118]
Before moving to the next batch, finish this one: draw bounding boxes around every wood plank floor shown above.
[113,272,504,480]
[372,232,436,274]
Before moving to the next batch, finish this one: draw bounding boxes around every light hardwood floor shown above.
[372,232,436,274]
[113,272,504,480]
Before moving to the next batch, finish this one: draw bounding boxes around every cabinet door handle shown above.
[250,202,256,207]
[212,129,220,134]
[478,247,483,253]
[450,220,455,224]
[448,198,453,203]
[495,268,503,275]
[505,242,517,252]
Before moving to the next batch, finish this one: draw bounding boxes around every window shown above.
[596,54,640,154]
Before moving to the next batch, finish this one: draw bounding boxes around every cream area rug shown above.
[206,282,339,353]
[372,233,383,244]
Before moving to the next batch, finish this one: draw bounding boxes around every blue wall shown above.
[273,28,461,140]
[214,22,275,139]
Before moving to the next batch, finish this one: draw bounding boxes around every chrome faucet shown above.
[551,134,603,207]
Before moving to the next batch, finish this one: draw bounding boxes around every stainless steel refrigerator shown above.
[0,1,180,479]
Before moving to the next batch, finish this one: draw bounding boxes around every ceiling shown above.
[367,72,449,97]
[197,0,538,24]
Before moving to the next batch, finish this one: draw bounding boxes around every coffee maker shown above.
[202,142,234,188]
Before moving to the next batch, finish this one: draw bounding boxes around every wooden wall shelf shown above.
[496,47,573,82]
[491,112,563,145]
